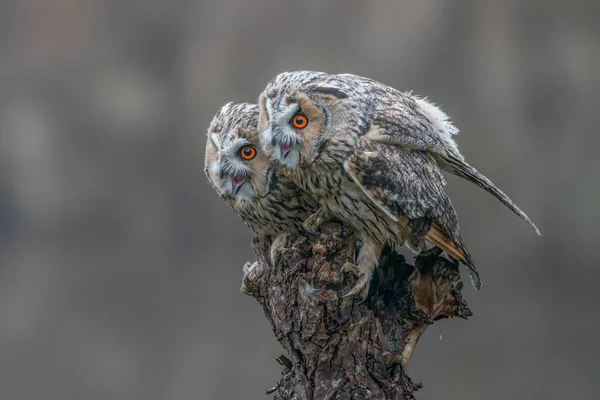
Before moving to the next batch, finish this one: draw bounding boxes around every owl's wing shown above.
[343,136,481,289]
[366,94,540,235]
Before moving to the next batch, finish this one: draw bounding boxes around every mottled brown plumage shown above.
[204,102,319,263]
[258,70,540,299]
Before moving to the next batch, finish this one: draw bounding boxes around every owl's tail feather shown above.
[439,154,541,236]
[425,224,482,291]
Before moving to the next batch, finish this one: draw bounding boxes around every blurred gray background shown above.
[0,1,598,399]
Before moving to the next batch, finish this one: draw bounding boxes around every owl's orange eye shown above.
[291,114,308,129]
[239,146,257,160]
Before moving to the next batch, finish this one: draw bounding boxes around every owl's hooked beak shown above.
[280,143,292,159]
[231,175,247,195]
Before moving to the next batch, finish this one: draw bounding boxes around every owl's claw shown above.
[302,207,331,234]
[340,262,359,276]
[242,261,256,274]
[340,262,371,302]
[383,349,405,367]
[241,261,263,295]
[302,219,320,235]
[270,234,289,266]
[341,275,371,302]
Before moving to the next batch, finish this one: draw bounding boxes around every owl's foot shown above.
[341,237,380,302]
[270,234,289,266]
[302,207,331,234]
[241,261,263,295]
[382,348,415,368]
[383,349,404,367]
[340,262,360,276]
[340,262,372,302]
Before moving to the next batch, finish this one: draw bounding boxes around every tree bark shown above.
[242,222,472,400]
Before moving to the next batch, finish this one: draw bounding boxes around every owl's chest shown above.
[233,189,313,236]
[295,163,345,200]
[291,163,401,245]
[331,176,401,244]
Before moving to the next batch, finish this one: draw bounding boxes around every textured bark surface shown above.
[242,222,472,400]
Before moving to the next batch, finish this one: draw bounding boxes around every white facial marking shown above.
[277,103,300,126]
[210,133,221,149]
[263,103,303,168]
[209,160,220,179]
[210,136,256,199]
[276,145,300,169]
[260,125,274,153]
[265,97,273,121]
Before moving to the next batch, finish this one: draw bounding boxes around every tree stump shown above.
[242,222,472,400]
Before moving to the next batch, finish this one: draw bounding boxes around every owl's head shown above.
[258,70,354,169]
[204,102,273,205]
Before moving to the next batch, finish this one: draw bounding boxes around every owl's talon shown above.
[340,262,359,276]
[383,349,405,367]
[341,277,370,302]
[242,261,255,274]
[302,216,322,235]
[270,234,289,266]
[340,262,371,302]
[302,219,320,234]
[241,261,263,295]
[302,207,331,234]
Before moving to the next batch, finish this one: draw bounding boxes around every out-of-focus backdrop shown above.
[0,1,598,399]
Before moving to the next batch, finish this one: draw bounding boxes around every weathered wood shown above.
[242,222,471,400]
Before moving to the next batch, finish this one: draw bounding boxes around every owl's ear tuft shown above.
[215,101,233,119]
[296,94,320,115]
[312,86,348,100]
[257,92,270,132]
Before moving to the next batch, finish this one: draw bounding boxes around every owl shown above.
[258,70,540,299]
[204,102,320,266]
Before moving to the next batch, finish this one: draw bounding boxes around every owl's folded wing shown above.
[343,136,481,290]
[365,95,539,235]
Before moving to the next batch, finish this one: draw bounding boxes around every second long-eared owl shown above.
[204,102,319,266]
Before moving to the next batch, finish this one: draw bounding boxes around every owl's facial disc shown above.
[206,102,271,205]
[259,90,327,169]
[215,141,259,201]
[266,103,303,169]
